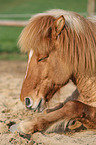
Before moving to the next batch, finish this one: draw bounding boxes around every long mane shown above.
[18,9,96,73]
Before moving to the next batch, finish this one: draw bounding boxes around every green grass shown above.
[0,0,88,21]
[0,0,87,15]
[0,0,88,60]
[0,26,23,53]
[0,53,27,61]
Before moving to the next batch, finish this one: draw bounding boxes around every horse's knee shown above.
[63,100,84,118]
[64,100,81,110]
[64,100,76,107]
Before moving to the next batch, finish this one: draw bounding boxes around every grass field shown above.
[0,0,87,15]
[0,0,88,60]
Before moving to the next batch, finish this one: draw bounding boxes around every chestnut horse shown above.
[18,9,96,134]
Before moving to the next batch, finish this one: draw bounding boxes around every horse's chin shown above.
[36,98,46,112]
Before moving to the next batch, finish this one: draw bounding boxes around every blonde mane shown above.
[18,9,96,73]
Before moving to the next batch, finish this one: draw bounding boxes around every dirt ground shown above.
[0,60,96,145]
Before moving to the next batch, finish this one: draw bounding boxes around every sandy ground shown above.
[0,60,96,145]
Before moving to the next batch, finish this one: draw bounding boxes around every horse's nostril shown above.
[25,97,33,108]
[25,98,30,106]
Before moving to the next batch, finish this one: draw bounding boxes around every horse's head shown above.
[19,9,96,112]
[19,14,73,112]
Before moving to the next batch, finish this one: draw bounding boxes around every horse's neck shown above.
[73,72,96,105]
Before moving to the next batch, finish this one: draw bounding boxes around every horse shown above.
[17,9,96,134]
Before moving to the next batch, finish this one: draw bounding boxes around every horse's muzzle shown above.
[25,97,45,112]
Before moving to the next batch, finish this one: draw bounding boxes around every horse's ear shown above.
[52,15,65,39]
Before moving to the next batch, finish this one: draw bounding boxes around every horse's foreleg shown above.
[17,100,96,134]
[44,101,96,128]
[45,88,80,113]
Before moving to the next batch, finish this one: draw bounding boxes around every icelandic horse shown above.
[12,10,96,134]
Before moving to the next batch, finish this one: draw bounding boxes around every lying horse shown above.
[17,9,96,134]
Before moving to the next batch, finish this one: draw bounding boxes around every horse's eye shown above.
[38,56,48,62]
